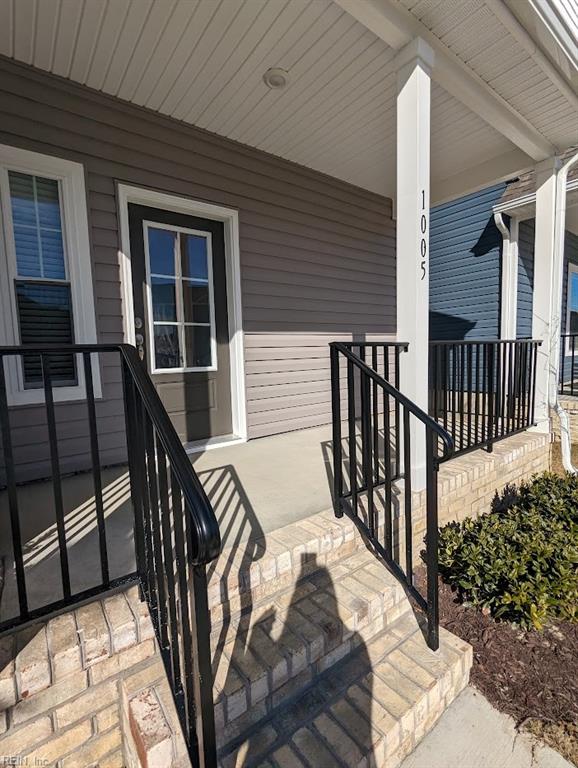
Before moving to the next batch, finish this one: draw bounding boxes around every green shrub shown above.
[437,472,578,630]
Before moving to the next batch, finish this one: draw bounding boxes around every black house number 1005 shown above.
[420,189,427,281]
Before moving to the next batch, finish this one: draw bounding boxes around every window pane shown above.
[9,171,66,279]
[182,234,208,280]
[35,176,61,228]
[183,281,210,324]
[571,272,578,313]
[12,225,41,276]
[15,282,76,387]
[151,276,177,321]
[154,325,181,369]
[148,228,176,275]
[571,311,578,334]
[185,325,212,368]
[40,228,65,279]
[9,172,36,226]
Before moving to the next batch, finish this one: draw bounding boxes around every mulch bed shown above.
[415,567,578,765]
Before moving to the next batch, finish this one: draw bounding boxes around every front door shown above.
[128,204,232,443]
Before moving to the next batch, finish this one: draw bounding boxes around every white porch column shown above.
[532,157,559,430]
[396,38,434,487]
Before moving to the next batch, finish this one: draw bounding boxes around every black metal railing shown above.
[330,342,453,651]
[0,344,220,768]
[429,339,541,457]
[338,342,408,479]
[559,334,578,396]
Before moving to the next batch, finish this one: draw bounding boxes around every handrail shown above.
[331,342,454,463]
[0,342,220,765]
[429,338,542,346]
[0,343,221,565]
[330,341,454,650]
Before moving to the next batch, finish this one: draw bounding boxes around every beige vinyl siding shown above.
[0,56,395,478]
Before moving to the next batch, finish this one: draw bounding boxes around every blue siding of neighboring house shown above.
[560,230,578,385]
[561,230,578,335]
[429,183,506,340]
[516,219,535,338]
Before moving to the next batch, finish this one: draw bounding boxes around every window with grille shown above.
[8,171,76,387]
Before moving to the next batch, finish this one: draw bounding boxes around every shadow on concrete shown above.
[198,463,264,679]
[0,466,134,623]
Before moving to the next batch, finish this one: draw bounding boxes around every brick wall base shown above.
[551,397,578,441]
[0,585,188,768]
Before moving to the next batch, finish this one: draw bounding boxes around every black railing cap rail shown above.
[0,343,221,565]
[341,341,409,350]
[330,341,454,463]
[430,338,542,346]
[560,333,578,337]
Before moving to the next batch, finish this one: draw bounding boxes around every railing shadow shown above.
[0,466,134,622]
[193,463,264,679]
[220,552,375,766]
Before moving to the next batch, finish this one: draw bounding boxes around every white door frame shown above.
[116,183,247,450]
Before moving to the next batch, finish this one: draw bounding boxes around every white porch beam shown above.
[432,148,533,206]
[396,37,434,487]
[532,157,559,430]
[333,0,556,161]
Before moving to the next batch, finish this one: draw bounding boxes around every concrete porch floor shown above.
[0,424,336,620]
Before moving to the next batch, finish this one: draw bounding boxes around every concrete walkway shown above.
[401,687,573,768]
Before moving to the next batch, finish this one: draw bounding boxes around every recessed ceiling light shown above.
[263,67,290,90]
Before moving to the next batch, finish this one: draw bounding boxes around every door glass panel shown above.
[183,281,210,324]
[148,228,176,275]
[146,224,215,372]
[185,325,211,368]
[151,276,177,321]
[154,325,180,369]
[182,234,208,280]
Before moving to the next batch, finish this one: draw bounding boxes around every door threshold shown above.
[184,434,247,455]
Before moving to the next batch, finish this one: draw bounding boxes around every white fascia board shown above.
[529,0,578,72]
[334,0,556,161]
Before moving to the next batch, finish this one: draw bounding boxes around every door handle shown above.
[135,332,144,360]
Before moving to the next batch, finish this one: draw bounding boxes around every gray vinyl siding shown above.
[429,183,506,341]
[516,219,535,339]
[0,57,395,480]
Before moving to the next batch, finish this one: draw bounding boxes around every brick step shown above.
[211,547,411,745]
[218,612,472,768]
[207,508,361,626]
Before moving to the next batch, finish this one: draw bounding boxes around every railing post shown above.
[361,369,375,536]
[330,345,343,517]
[486,343,495,453]
[425,427,439,651]
[121,356,147,583]
[188,563,218,768]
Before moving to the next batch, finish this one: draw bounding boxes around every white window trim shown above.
[116,184,247,448]
[143,220,218,374]
[566,261,578,354]
[0,144,99,405]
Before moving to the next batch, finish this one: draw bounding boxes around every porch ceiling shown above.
[0,0,576,202]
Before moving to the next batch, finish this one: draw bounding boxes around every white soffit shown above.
[0,0,572,198]
[399,0,577,151]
